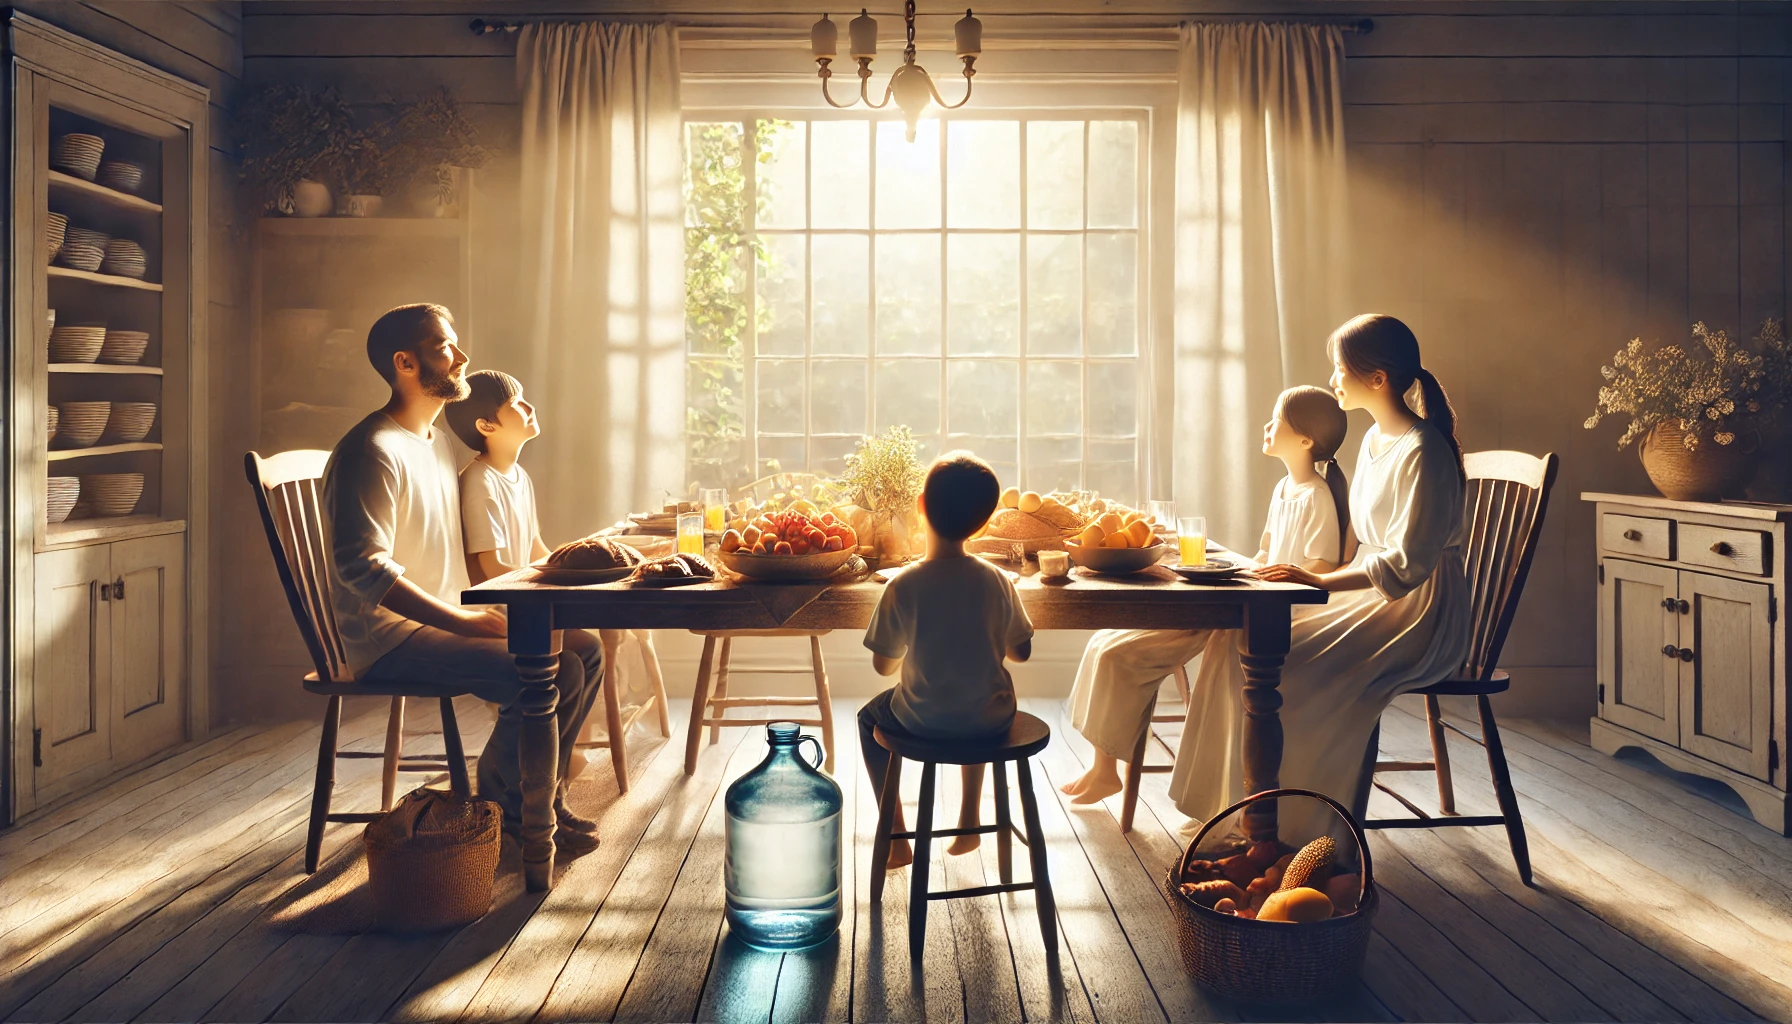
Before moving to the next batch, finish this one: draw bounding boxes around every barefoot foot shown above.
[884,839,913,869]
[1069,770,1123,804]
[946,833,982,856]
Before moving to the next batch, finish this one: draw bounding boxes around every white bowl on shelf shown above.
[44,212,67,262]
[98,329,150,365]
[49,324,107,363]
[95,160,144,194]
[47,476,80,524]
[73,472,143,518]
[100,402,157,444]
[51,133,105,180]
[46,405,60,439]
[99,238,147,278]
[54,242,104,273]
[53,401,110,448]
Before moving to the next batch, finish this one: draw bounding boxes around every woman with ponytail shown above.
[1165,313,1472,841]
[1060,386,1353,804]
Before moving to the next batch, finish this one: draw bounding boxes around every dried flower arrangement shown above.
[234,85,354,214]
[842,425,925,515]
[1584,320,1787,450]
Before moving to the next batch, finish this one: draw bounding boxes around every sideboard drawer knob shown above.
[1678,599,1690,614]
[1661,597,1676,610]
[1710,541,1733,556]
[1663,644,1679,657]
[1679,647,1695,663]
[1623,529,1643,541]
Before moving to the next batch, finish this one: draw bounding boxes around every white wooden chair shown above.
[246,450,473,873]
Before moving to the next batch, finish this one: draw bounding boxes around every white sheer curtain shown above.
[1173,23,1349,550]
[516,22,685,543]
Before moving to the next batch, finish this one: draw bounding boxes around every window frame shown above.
[684,106,1157,503]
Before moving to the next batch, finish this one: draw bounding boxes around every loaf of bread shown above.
[546,535,643,571]
[1178,879,1248,908]
[635,552,715,580]
[1277,836,1336,892]
[1258,887,1334,923]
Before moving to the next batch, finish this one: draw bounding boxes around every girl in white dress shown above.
[1060,385,1352,804]
[1168,314,1471,842]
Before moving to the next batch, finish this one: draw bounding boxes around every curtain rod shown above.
[469,16,1374,35]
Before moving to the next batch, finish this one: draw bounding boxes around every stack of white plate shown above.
[47,477,80,524]
[54,401,110,448]
[74,473,143,518]
[49,324,107,363]
[56,226,107,272]
[95,160,143,194]
[100,402,157,443]
[51,134,105,180]
[46,405,60,439]
[98,329,150,365]
[100,238,147,279]
[44,212,67,263]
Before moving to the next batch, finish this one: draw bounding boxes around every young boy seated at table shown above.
[446,370,605,829]
[860,451,1035,866]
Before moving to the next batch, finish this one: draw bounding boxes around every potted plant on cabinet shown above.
[382,89,493,217]
[235,85,351,216]
[1585,319,1788,501]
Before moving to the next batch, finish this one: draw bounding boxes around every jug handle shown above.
[796,735,825,771]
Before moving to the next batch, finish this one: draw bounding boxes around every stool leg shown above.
[1174,663,1192,706]
[306,695,343,874]
[1120,727,1148,834]
[685,635,717,775]
[639,630,672,737]
[1426,693,1457,815]
[993,760,1013,885]
[810,635,836,773]
[870,754,905,903]
[601,630,629,793]
[381,696,405,812]
[1479,695,1533,885]
[909,761,938,960]
[440,697,472,801]
[1015,758,1057,952]
[709,637,733,745]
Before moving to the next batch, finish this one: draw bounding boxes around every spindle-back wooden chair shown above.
[1118,665,1194,832]
[1361,449,1559,884]
[246,450,473,873]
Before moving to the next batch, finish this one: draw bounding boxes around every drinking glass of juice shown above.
[678,511,706,555]
[702,488,728,532]
[1178,517,1206,567]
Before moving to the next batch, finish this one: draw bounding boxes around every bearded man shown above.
[321,304,602,854]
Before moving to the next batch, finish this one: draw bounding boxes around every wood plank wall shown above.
[225,3,1792,722]
[6,2,252,724]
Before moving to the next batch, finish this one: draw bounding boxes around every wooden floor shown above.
[2,692,1788,1023]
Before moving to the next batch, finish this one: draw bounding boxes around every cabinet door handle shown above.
[111,577,124,601]
[1677,599,1690,614]
[1710,541,1733,556]
[1662,644,1678,658]
[1679,647,1695,663]
[95,579,108,603]
[1661,597,1676,611]
[1623,529,1643,541]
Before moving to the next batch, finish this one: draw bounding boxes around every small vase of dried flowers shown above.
[838,425,926,562]
[1585,320,1789,501]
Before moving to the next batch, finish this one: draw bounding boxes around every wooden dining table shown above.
[465,559,1328,892]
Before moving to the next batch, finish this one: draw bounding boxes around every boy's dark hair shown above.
[444,370,523,453]
[922,450,1001,541]
[366,303,453,383]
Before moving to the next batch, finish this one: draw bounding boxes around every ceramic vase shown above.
[290,179,331,218]
[342,194,384,218]
[1639,421,1760,502]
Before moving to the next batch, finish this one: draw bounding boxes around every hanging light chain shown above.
[904,0,918,62]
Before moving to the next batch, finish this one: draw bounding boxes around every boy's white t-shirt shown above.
[1257,473,1344,570]
[864,555,1035,739]
[460,458,541,571]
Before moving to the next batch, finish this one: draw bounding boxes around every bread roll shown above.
[546,535,641,571]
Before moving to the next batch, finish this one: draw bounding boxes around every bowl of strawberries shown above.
[718,509,860,581]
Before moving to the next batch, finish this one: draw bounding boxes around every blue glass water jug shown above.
[724,722,843,949]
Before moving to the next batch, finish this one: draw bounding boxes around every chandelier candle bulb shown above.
[811,14,836,59]
[849,9,877,59]
[955,9,981,56]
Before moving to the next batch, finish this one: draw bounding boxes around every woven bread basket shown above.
[364,788,501,932]
[1163,788,1377,1004]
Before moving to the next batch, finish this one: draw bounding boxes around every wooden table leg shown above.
[686,635,718,775]
[1239,602,1292,844]
[509,604,562,892]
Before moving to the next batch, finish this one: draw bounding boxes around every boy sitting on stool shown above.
[861,451,1034,868]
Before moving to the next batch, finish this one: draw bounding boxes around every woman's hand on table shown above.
[1249,563,1325,587]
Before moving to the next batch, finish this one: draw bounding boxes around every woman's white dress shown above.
[1065,473,1343,763]
[1167,422,1470,839]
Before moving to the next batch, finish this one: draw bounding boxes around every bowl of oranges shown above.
[718,509,860,581]
[1064,508,1166,575]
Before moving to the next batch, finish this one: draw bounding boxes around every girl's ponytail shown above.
[1413,367,1465,483]
[1317,457,1351,564]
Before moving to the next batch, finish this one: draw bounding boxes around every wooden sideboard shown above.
[1585,492,1789,834]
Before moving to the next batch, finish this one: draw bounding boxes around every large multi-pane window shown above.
[685,115,1143,503]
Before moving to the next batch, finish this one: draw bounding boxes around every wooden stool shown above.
[572,629,673,793]
[686,629,836,775]
[1120,663,1193,833]
[870,712,1056,958]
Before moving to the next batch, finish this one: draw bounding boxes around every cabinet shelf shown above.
[47,441,162,461]
[48,169,161,215]
[257,216,467,238]
[47,265,162,291]
[42,515,184,551]
[48,363,163,375]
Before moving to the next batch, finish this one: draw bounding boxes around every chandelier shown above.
[811,2,982,142]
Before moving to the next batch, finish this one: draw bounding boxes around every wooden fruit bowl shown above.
[719,547,855,581]
[1065,541,1166,575]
